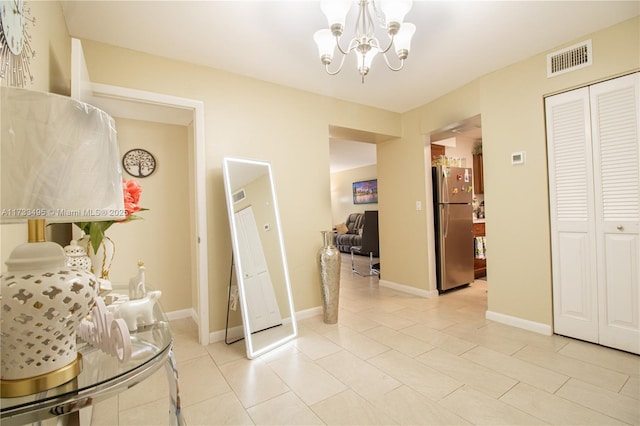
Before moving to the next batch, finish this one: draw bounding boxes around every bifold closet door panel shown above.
[547,72,640,354]
[546,87,599,343]
[590,73,640,354]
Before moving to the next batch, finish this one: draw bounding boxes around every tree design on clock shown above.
[122,148,156,178]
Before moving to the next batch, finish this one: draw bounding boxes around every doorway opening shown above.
[327,125,396,279]
[71,39,210,345]
[427,114,487,294]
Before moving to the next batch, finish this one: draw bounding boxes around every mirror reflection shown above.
[222,157,297,359]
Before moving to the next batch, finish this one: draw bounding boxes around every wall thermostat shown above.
[511,151,526,165]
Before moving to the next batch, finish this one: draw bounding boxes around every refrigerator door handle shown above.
[442,204,450,238]
[443,168,450,204]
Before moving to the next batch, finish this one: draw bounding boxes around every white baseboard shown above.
[379,279,438,298]
[165,307,197,322]
[296,306,323,320]
[485,310,552,336]
[207,306,323,344]
[210,324,244,344]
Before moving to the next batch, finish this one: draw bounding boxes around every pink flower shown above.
[123,179,142,218]
[75,178,147,253]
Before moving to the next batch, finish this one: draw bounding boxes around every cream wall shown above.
[380,17,640,327]
[78,39,400,334]
[21,1,71,94]
[5,2,638,337]
[481,18,638,325]
[330,164,378,225]
[108,118,192,314]
[1,1,71,270]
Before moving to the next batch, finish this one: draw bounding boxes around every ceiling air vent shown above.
[232,188,246,204]
[547,40,592,78]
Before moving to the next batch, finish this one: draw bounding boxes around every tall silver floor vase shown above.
[318,230,341,324]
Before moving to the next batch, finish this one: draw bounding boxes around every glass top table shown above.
[1,303,181,426]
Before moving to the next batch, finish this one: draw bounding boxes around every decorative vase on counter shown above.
[318,230,341,324]
[64,239,92,272]
[79,234,115,280]
[0,234,98,397]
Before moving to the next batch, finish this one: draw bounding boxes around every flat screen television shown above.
[352,179,378,204]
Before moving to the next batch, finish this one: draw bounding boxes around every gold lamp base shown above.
[0,354,82,398]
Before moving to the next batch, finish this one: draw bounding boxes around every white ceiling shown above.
[330,139,377,173]
[61,1,639,114]
[61,0,639,170]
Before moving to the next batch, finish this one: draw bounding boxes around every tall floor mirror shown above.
[222,157,297,359]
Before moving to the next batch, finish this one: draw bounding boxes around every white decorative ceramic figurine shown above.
[114,290,162,331]
[129,260,146,300]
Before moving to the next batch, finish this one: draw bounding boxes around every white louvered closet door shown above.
[546,72,639,354]
[590,74,640,354]
[546,86,599,344]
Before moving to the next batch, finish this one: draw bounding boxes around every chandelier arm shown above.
[335,34,359,56]
[314,0,412,81]
[324,53,348,75]
[381,52,405,72]
[371,34,395,55]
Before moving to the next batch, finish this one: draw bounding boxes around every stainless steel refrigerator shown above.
[432,166,475,292]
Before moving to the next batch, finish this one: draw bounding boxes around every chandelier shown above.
[313,0,415,83]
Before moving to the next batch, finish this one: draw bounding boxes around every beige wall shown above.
[4,2,638,336]
[78,39,400,333]
[380,17,640,326]
[1,1,71,271]
[482,18,638,325]
[23,1,71,95]
[108,118,193,313]
[330,164,378,225]
[0,0,397,335]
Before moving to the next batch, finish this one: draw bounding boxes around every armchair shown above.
[350,210,380,277]
[334,212,365,253]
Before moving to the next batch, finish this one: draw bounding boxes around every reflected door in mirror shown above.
[222,157,297,359]
[235,206,282,332]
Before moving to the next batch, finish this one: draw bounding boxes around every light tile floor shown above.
[92,255,640,425]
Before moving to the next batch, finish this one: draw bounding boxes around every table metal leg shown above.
[163,347,182,426]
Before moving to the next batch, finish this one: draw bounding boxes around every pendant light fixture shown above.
[313,0,415,83]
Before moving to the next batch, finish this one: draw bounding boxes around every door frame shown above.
[71,39,210,345]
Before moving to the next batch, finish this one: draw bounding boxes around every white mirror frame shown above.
[222,157,297,359]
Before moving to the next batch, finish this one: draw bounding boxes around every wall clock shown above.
[122,148,157,178]
[0,0,35,87]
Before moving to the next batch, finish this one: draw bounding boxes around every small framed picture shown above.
[123,148,157,177]
[352,179,378,204]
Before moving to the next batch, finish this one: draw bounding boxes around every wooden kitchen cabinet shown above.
[473,154,484,194]
[473,222,486,279]
[431,144,445,163]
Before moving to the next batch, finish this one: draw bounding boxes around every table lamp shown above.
[0,87,125,397]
